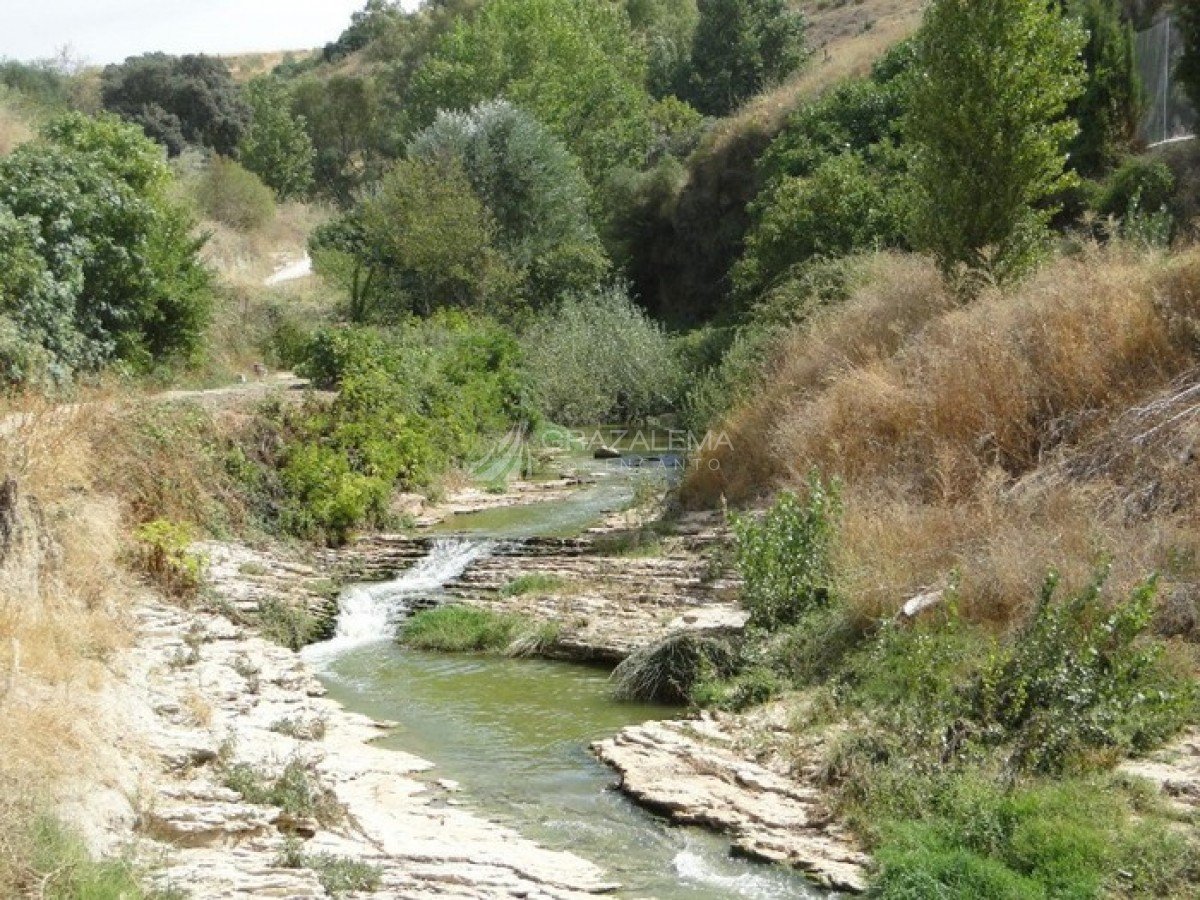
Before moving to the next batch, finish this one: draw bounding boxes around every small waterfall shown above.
[303,538,490,664]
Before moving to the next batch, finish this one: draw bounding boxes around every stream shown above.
[302,450,822,899]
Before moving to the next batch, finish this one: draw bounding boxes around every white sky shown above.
[2,0,419,66]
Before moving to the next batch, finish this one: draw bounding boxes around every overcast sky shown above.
[3,0,419,66]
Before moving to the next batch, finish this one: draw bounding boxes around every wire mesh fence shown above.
[1136,15,1197,147]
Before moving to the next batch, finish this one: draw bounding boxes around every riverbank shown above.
[102,596,617,898]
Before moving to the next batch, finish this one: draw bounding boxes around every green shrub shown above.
[196,156,276,230]
[971,569,1197,775]
[1097,158,1175,220]
[223,759,341,824]
[731,474,841,631]
[611,630,740,703]
[868,772,1200,899]
[522,284,682,424]
[0,112,210,377]
[255,596,326,650]
[130,519,207,599]
[276,840,382,898]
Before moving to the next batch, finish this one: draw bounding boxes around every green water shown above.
[311,442,823,898]
[319,644,821,899]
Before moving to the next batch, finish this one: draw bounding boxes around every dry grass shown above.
[0,397,141,887]
[202,201,329,290]
[0,97,35,157]
[686,246,1200,630]
[220,49,318,82]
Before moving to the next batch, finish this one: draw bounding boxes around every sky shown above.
[2,0,418,66]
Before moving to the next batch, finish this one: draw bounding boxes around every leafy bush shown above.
[223,759,341,824]
[277,840,382,898]
[406,0,655,181]
[1096,157,1176,220]
[611,630,740,703]
[255,596,327,650]
[731,474,841,631]
[408,100,609,311]
[869,773,1200,899]
[522,284,682,424]
[684,0,808,116]
[100,53,250,156]
[130,520,207,599]
[0,113,210,377]
[732,154,905,300]
[195,156,276,230]
[238,77,314,200]
[971,570,1197,775]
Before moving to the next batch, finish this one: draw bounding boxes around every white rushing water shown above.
[303,538,490,666]
[673,846,798,900]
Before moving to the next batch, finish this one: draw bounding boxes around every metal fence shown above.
[1136,15,1197,147]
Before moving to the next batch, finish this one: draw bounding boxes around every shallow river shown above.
[304,450,822,899]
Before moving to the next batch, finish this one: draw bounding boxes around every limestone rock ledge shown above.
[101,600,615,899]
[593,717,870,894]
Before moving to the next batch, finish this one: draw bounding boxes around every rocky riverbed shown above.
[104,598,616,899]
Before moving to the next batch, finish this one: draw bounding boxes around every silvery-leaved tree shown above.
[905,0,1086,293]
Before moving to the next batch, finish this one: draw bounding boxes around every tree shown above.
[0,113,209,374]
[291,74,385,203]
[407,0,654,181]
[100,53,250,156]
[1068,0,1140,176]
[239,78,315,200]
[324,0,408,61]
[905,0,1086,289]
[1179,2,1200,115]
[408,101,608,309]
[686,0,808,116]
[312,159,513,319]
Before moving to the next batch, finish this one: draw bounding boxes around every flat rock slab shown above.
[594,718,870,893]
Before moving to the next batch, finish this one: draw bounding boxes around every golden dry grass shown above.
[686,246,1200,629]
[0,99,35,157]
[0,397,140,880]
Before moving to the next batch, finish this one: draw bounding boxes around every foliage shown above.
[626,0,700,99]
[971,569,1196,775]
[1096,156,1176,219]
[289,74,387,204]
[223,759,341,824]
[522,284,682,424]
[611,630,740,703]
[1068,0,1140,177]
[10,816,154,900]
[100,53,250,156]
[685,0,808,116]
[130,520,207,599]
[255,597,327,650]
[905,0,1086,289]
[734,48,912,303]
[731,474,841,631]
[245,317,535,544]
[407,0,655,181]
[0,113,210,377]
[408,101,609,310]
[1179,1,1200,114]
[238,77,315,200]
[733,155,904,301]
[313,158,509,320]
[324,0,408,62]
[869,773,1200,899]
[195,156,276,230]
